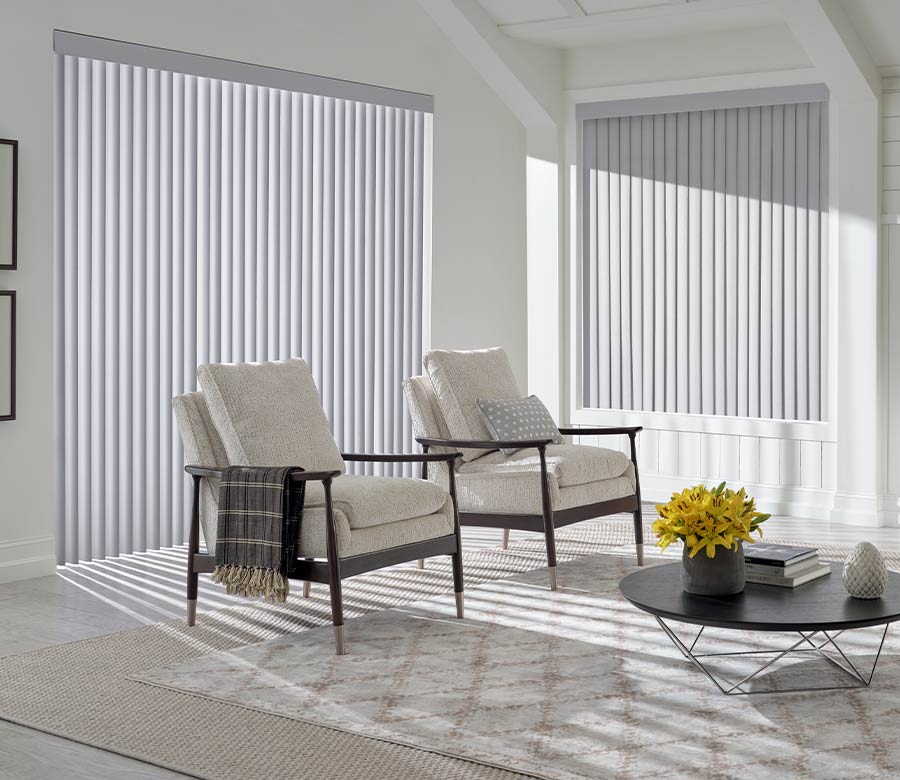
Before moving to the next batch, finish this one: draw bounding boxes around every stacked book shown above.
[743,543,832,587]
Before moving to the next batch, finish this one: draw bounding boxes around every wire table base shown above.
[656,617,890,696]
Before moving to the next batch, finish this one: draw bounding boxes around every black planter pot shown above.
[681,544,745,596]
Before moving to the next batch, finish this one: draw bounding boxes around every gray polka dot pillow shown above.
[476,395,564,456]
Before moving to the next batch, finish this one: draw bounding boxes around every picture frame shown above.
[0,139,17,270]
[0,290,14,421]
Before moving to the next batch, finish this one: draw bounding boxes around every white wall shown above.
[0,0,528,582]
[882,78,900,513]
[566,25,812,91]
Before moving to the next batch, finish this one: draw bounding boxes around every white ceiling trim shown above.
[776,0,879,99]
[575,82,828,120]
[415,0,563,128]
[556,0,587,18]
[564,67,823,105]
[497,0,774,44]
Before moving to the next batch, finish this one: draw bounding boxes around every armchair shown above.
[173,359,464,655]
[404,348,644,591]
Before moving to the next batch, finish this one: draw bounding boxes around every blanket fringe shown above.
[211,564,290,604]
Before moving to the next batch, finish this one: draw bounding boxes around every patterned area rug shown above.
[135,550,900,780]
[1,521,898,780]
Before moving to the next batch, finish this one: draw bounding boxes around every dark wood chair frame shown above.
[185,450,464,655]
[418,426,644,591]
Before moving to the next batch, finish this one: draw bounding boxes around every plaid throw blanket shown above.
[211,466,305,604]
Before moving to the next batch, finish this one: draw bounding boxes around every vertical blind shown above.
[53,48,432,563]
[580,94,828,422]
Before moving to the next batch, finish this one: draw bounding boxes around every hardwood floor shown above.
[1,516,898,779]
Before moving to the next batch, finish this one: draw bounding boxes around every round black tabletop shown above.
[619,562,900,632]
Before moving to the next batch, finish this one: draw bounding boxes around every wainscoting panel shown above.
[571,429,831,517]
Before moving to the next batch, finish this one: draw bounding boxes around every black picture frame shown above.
[0,290,14,421]
[0,139,17,271]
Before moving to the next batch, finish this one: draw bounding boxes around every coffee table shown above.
[620,562,900,695]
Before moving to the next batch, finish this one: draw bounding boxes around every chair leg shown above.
[538,446,558,591]
[633,507,645,567]
[628,432,645,567]
[186,475,201,627]
[328,571,345,655]
[543,516,558,590]
[323,478,346,656]
[501,528,509,550]
[417,558,425,569]
[451,547,464,619]
[448,458,464,619]
[302,580,311,598]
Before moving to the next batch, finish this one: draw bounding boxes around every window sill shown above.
[568,408,835,443]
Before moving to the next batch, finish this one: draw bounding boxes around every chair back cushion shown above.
[423,347,522,462]
[197,359,345,474]
[403,375,452,444]
[171,391,228,552]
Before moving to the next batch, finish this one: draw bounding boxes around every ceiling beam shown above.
[414,0,563,128]
[498,0,772,41]
[776,0,879,99]
[556,0,586,18]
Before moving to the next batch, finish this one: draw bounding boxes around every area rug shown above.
[134,550,900,780]
[2,522,898,780]
[0,521,644,780]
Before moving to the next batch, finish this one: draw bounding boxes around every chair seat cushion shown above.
[198,484,454,557]
[297,500,455,558]
[454,462,636,515]
[458,444,631,488]
[304,474,448,530]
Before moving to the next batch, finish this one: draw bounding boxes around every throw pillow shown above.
[476,395,564,456]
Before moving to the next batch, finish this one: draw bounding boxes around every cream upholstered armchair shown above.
[404,348,643,591]
[172,359,464,655]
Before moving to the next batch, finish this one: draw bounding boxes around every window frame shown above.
[567,84,837,444]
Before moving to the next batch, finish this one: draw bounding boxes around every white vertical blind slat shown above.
[55,56,430,563]
[582,97,827,423]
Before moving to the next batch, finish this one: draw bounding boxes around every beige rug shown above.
[135,551,900,780]
[1,522,898,780]
[0,521,642,780]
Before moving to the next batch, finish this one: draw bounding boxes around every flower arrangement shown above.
[653,482,770,559]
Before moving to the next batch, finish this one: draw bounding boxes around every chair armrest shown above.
[557,426,642,436]
[183,465,342,482]
[342,452,461,464]
[185,465,225,479]
[416,436,554,451]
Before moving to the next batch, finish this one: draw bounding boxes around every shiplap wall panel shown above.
[581,97,828,422]
[884,92,900,118]
[885,168,900,191]
[55,56,431,563]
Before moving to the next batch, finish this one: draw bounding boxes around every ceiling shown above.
[475,0,782,48]
[474,0,900,72]
[839,0,900,71]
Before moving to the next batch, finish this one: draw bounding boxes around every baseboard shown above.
[0,536,56,584]
[639,473,834,522]
[828,492,900,528]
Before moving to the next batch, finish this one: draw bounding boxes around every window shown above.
[578,86,828,423]
[53,33,432,562]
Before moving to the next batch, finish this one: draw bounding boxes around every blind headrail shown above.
[53,29,434,113]
[576,84,828,121]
